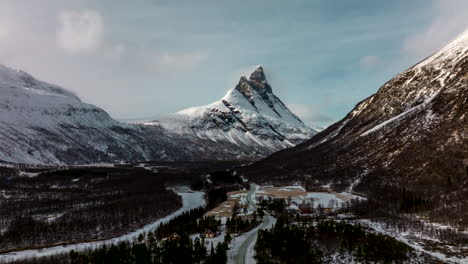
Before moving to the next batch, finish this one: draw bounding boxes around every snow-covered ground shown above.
[358,219,468,264]
[17,171,39,178]
[191,233,227,250]
[0,189,205,262]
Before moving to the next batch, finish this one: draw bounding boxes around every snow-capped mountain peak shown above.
[152,66,317,156]
[237,66,271,97]
[0,64,79,100]
[232,66,305,126]
[248,65,269,84]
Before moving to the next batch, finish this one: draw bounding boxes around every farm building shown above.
[202,229,217,239]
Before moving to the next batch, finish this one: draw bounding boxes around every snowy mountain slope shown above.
[246,29,468,205]
[141,66,316,156]
[0,64,198,165]
[0,64,315,165]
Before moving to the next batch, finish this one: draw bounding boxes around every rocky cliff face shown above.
[141,66,316,157]
[246,30,468,203]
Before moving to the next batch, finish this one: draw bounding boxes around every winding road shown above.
[233,184,275,264]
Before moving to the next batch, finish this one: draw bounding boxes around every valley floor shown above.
[1,164,466,264]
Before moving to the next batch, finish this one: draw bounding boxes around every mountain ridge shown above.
[243,29,468,222]
[0,64,195,164]
[0,64,315,165]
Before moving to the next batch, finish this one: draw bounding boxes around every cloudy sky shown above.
[0,0,467,128]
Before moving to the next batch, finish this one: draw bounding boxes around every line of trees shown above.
[225,216,259,234]
[259,198,286,215]
[346,186,437,218]
[1,232,229,264]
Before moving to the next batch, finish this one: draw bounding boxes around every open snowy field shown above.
[256,185,363,208]
[205,190,249,219]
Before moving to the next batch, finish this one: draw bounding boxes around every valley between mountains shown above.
[0,29,467,264]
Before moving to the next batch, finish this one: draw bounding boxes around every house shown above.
[168,233,180,241]
[202,229,217,239]
[298,204,313,215]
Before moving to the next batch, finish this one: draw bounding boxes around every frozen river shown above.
[0,189,205,262]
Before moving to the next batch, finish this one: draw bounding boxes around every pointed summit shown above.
[235,65,274,102]
[236,65,272,95]
[172,65,316,152]
[249,66,267,83]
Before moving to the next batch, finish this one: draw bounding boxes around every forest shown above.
[0,167,183,251]
[225,215,259,234]
[0,179,234,264]
[255,217,413,264]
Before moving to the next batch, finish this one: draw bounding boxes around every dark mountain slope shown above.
[244,30,468,223]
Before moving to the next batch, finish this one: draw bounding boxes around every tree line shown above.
[1,232,230,264]
[225,216,259,234]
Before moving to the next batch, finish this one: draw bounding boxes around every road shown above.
[246,184,258,210]
[233,184,274,264]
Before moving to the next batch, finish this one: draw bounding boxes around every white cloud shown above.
[359,55,381,68]
[403,0,468,60]
[57,9,103,54]
[287,103,331,129]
